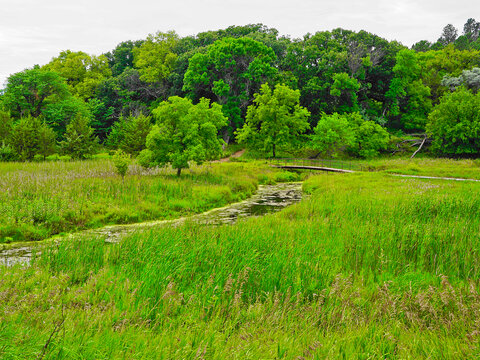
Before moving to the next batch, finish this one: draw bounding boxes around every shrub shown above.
[427,87,480,155]
[0,142,18,162]
[113,149,130,179]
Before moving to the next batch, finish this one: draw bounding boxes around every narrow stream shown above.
[0,182,302,266]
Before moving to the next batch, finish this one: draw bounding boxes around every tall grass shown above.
[2,172,480,358]
[364,157,480,179]
[0,159,298,243]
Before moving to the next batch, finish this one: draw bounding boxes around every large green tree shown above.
[133,31,179,83]
[139,96,226,176]
[42,97,92,138]
[183,37,277,141]
[329,72,361,113]
[43,50,112,99]
[236,84,310,157]
[282,29,402,125]
[2,68,70,118]
[105,40,144,76]
[386,49,432,130]
[311,112,389,159]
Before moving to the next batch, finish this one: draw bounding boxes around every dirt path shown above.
[215,149,246,163]
[391,174,480,182]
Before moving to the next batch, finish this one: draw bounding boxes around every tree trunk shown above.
[222,129,231,146]
[177,167,182,177]
[272,143,276,158]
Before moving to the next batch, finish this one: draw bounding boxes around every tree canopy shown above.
[183,37,277,141]
[1,20,480,162]
[236,83,310,157]
[1,68,70,118]
[43,50,112,99]
[427,88,480,155]
[139,96,226,175]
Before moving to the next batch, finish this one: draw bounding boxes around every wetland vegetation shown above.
[0,160,303,243]
[2,165,480,358]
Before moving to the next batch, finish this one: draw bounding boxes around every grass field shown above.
[2,168,480,358]
[0,160,301,243]
[365,157,480,179]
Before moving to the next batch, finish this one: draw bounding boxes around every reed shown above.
[0,159,299,243]
[2,171,480,358]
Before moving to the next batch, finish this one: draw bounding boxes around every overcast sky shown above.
[0,0,477,86]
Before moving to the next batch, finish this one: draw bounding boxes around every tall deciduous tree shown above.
[439,24,459,46]
[463,18,480,41]
[133,31,179,83]
[386,49,432,130]
[42,97,92,138]
[43,50,112,99]
[106,40,145,76]
[236,84,310,158]
[329,72,361,113]
[2,68,70,118]
[183,37,277,141]
[139,96,226,176]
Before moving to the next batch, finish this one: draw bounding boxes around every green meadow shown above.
[365,157,480,180]
[2,161,480,358]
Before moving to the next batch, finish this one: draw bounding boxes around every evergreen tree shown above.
[60,115,98,159]
[37,123,57,160]
[9,116,42,161]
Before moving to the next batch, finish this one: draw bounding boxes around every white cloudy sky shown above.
[0,0,477,86]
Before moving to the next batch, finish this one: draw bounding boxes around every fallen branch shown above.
[411,135,428,159]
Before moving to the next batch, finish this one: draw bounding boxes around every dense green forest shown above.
[1,20,480,164]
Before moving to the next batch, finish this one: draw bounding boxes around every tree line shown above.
[1,20,480,167]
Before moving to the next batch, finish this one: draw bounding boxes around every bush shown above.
[427,87,480,155]
[0,142,18,162]
[311,113,356,158]
[311,112,390,159]
[137,149,154,168]
[352,120,390,158]
[113,149,130,179]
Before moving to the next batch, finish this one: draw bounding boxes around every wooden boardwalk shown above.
[272,165,355,173]
[273,161,480,182]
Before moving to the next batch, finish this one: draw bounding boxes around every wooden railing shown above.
[268,158,367,172]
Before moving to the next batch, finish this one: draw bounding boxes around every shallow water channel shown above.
[0,182,303,266]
